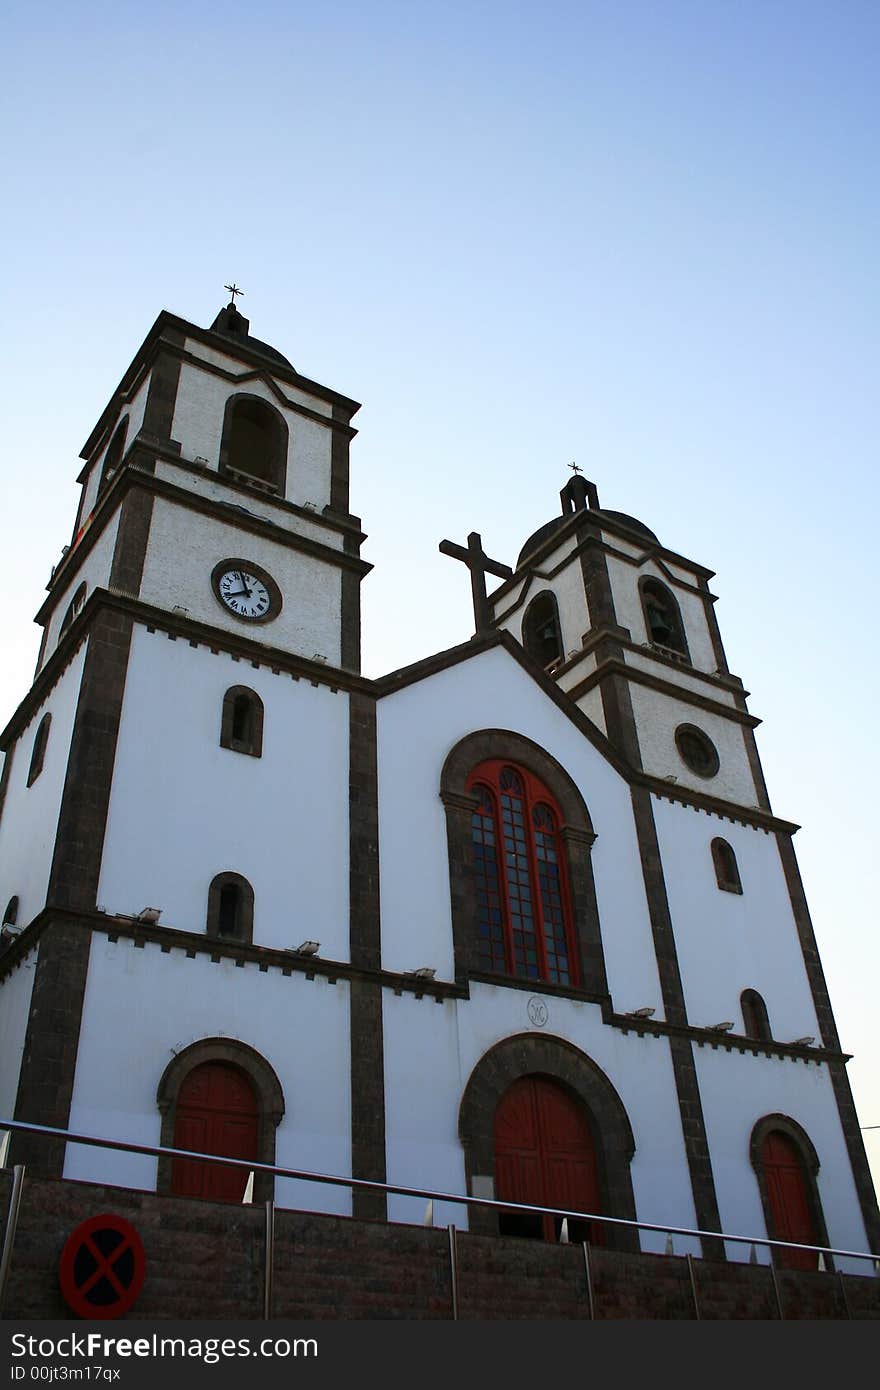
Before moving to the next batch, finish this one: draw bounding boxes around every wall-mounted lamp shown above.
[406,967,436,981]
[790,1036,816,1047]
[293,940,321,956]
[625,1007,655,1019]
[706,1021,734,1033]
[136,907,162,924]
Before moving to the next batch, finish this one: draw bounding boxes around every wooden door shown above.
[494,1076,602,1242]
[171,1062,259,1202]
[761,1130,820,1269]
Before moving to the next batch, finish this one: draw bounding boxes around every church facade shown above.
[0,301,876,1269]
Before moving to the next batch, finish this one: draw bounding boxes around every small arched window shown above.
[3,896,19,926]
[207,873,254,944]
[639,578,689,661]
[468,761,578,986]
[220,395,288,495]
[99,418,128,494]
[59,583,87,638]
[711,837,742,894]
[741,989,772,1041]
[220,686,264,758]
[27,713,51,787]
[522,592,563,669]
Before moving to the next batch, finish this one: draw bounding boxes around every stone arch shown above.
[206,871,255,944]
[440,729,607,996]
[749,1112,831,1269]
[157,1036,285,1203]
[219,391,288,495]
[458,1032,638,1246]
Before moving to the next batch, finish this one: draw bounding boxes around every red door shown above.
[494,1076,602,1242]
[761,1130,820,1269]
[171,1062,259,1202]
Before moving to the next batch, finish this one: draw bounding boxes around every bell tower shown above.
[490,476,770,813]
[35,294,368,681]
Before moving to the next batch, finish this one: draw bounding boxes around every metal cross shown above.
[439,531,513,635]
[224,283,244,305]
[568,461,583,475]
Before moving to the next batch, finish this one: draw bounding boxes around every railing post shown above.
[447,1225,459,1321]
[0,1165,26,1318]
[263,1200,275,1320]
[582,1241,595,1320]
[770,1260,785,1320]
[837,1270,852,1320]
[686,1252,701,1319]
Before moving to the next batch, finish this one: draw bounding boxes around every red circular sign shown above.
[59,1213,146,1320]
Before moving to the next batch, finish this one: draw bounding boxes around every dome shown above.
[517,508,658,569]
[209,303,293,368]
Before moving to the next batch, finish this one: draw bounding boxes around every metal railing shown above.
[1,1118,877,1320]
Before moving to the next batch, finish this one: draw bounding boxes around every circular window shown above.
[675,724,719,778]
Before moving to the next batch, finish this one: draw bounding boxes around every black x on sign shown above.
[59,1214,146,1320]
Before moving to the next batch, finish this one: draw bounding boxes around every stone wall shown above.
[1,1172,877,1321]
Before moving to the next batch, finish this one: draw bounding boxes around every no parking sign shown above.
[58,1213,146,1319]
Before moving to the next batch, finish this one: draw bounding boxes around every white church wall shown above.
[605,553,717,675]
[0,948,37,1123]
[139,498,342,664]
[696,1047,871,1271]
[628,684,758,805]
[382,992,469,1229]
[65,935,351,1216]
[623,649,739,706]
[0,645,87,929]
[456,985,701,1252]
[97,627,350,958]
[40,510,122,666]
[571,685,607,736]
[153,459,344,552]
[652,797,820,1039]
[376,646,664,1016]
[171,359,333,511]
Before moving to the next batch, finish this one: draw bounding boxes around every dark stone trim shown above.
[735,692,773,812]
[12,608,134,1171]
[698,575,730,677]
[776,832,880,1251]
[156,1037,284,1204]
[458,1033,639,1248]
[206,871,255,945]
[568,659,760,730]
[630,785,723,1257]
[440,729,608,996]
[550,625,747,697]
[340,568,361,674]
[348,692,386,1218]
[220,685,264,757]
[330,404,351,514]
[139,328,185,442]
[749,1113,833,1269]
[108,485,155,598]
[641,778,796,835]
[573,518,644,767]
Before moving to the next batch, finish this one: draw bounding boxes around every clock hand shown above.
[236,570,252,597]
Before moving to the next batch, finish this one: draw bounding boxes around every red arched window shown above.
[468,760,578,986]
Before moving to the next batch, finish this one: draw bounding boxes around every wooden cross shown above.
[224,283,244,305]
[439,531,513,635]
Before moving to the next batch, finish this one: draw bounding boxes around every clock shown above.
[211,559,282,624]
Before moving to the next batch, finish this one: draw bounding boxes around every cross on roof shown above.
[224,283,244,305]
[568,461,582,475]
[439,531,513,635]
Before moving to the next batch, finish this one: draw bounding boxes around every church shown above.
[0,296,876,1273]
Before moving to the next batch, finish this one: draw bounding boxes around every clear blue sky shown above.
[2,2,879,1201]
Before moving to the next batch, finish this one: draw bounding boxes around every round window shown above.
[675,725,719,778]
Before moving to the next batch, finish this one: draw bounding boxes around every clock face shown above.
[211,560,282,623]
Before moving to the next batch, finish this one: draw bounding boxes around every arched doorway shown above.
[761,1129,821,1269]
[171,1061,259,1202]
[494,1075,602,1242]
